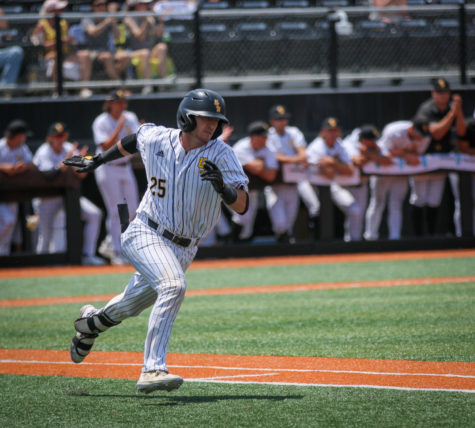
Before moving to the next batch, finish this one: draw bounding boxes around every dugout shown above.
[0,86,474,266]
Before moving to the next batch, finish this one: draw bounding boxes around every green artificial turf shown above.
[1,257,474,300]
[1,282,473,361]
[0,375,473,428]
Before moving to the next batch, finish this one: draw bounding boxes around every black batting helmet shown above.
[176,88,229,140]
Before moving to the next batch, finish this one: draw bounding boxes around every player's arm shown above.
[200,160,249,214]
[63,133,138,172]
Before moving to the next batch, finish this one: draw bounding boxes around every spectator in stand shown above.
[370,0,409,24]
[0,8,24,87]
[93,89,140,265]
[457,118,475,236]
[341,124,392,241]
[123,0,170,94]
[79,0,130,97]
[266,104,320,243]
[307,117,358,242]
[0,120,35,255]
[32,122,106,265]
[364,118,431,241]
[411,78,466,236]
[231,121,278,242]
[31,0,92,90]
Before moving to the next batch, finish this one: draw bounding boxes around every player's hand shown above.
[200,160,225,193]
[63,154,104,173]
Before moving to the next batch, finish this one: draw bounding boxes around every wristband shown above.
[220,185,237,205]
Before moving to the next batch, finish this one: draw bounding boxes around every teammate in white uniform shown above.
[266,105,319,242]
[0,120,34,255]
[232,121,278,241]
[65,89,249,393]
[32,122,105,265]
[364,119,431,240]
[342,125,392,241]
[92,89,140,264]
[307,117,357,241]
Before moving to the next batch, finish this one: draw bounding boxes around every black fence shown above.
[1,2,474,97]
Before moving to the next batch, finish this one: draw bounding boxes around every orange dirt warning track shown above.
[1,348,474,393]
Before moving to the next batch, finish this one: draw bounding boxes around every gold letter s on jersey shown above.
[198,157,208,171]
[150,177,167,197]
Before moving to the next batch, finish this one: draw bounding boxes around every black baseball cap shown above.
[106,89,128,102]
[269,105,291,120]
[5,119,30,137]
[47,122,68,136]
[248,121,269,137]
[432,78,450,92]
[412,117,431,136]
[321,117,340,130]
[359,124,379,140]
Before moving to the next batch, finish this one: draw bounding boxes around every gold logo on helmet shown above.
[214,99,221,113]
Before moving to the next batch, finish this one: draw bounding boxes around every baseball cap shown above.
[269,105,291,120]
[412,117,431,137]
[247,121,269,137]
[47,122,68,136]
[106,89,128,102]
[5,119,30,137]
[432,78,450,92]
[321,117,340,130]
[42,0,68,13]
[358,124,379,140]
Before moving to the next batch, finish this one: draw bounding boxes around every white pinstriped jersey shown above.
[92,111,140,165]
[135,124,248,240]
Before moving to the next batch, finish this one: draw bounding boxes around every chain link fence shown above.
[0,3,474,96]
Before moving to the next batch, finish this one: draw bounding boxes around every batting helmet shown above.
[176,88,229,140]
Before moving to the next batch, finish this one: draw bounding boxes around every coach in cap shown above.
[231,120,278,241]
[410,78,467,236]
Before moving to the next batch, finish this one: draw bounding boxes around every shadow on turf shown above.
[68,391,304,405]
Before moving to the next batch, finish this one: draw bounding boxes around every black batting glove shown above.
[63,154,104,173]
[200,160,237,205]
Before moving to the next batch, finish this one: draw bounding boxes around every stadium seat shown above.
[434,18,460,68]
[236,22,281,73]
[275,21,321,73]
[319,0,349,7]
[201,1,230,8]
[276,0,310,7]
[236,0,271,7]
[200,23,240,72]
[165,23,194,74]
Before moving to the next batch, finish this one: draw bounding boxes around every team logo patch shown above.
[156,150,164,157]
[198,157,208,171]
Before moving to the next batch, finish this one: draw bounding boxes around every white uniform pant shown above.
[409,173,446,207]
[0,202,18,255]
[297,180,320,218]
[103,217,197,373]
[95,163,139,255]
[336,182,368,242]
[34,196,102,256]
[265,184,300,235]
[231,189,260,240]
[364,175,409,240]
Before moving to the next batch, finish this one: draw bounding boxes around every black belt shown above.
[147,218,192,248]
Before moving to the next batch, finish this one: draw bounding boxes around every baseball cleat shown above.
[136,371,184,393]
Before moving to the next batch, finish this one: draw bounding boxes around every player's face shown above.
[322,128,340,146]
[109,99,127,116]
[49,133,67,153]
[194,116,219,142]
[7,133,26,149]
[432,90,451,107]
[270,118,288,135]
[251,135,267,150]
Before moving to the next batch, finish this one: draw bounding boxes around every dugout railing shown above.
[1,3,474,97]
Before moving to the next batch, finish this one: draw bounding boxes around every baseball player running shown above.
[64,89,249,393]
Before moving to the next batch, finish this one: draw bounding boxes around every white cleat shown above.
[136,371,184,393]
